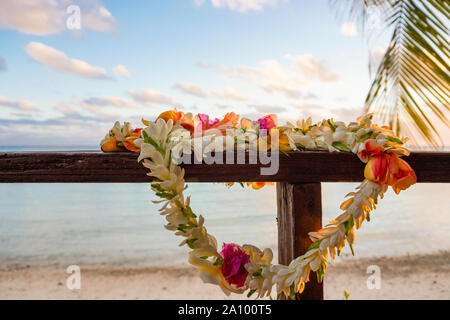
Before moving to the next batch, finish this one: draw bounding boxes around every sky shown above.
[0,0,392,146]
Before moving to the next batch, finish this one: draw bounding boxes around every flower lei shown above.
[100,110,417,299]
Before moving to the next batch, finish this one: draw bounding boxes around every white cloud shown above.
[175,83,207,97]
[211,87,247,101]
[291,101,364,123]
[128,88,178,106]
[340,21,358,37]
[213,55,338,98]
[0,96,37,112]
[26,42,108,79]
[197,61,211,68]
[218,59,307,98]
[0,56,6,71]
[113,65,131,78]
[249,103,286,114]
[0,0,116,36]
[82,4,116,32]
[285,54,339,82]
[55,102,77,115]
[195,0,279,12]
[77,96,138,111]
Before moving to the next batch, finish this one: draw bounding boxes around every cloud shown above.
[329,106,364,123]
[55,102,77,115]
[0,56,6,71]
[340,21,358,37]
[194,0,279,12]
[113,65,131,78]
[76,96,138,112]
[291,101,364,123]
[211,87,247,101]
[25,42,108,79]
[0,0,116,36]
[128,88,178,106]
[0,96,37,112]
[249,103,287,114]
[0,113,120,146]
[197,61,211,68]
[218,59,307,98]
[285,54,339,82]
[175,83,207,97]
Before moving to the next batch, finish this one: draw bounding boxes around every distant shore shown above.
[1,251,448,300]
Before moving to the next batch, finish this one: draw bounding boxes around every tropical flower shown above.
[100,135,124,152]
[257,115,277,135]
[156,110,183,123]
[246,182,274,190]
[362,139,417,194]
[100,121,136,152]
[365,151,417,194]
[198,114,220,130]
[210,112,239,135]
[220,243,250,288]
[358,140,385,162]
[123,128,142,152]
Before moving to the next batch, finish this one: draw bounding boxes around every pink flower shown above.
[198,113,220,130]
[220,243,249,288]
[257,115,277,136]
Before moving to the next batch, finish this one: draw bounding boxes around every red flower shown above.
[364,150,417,194]
[220,243,249,288]
[257,115,277,136]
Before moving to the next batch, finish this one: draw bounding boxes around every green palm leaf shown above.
[333,0,449,147]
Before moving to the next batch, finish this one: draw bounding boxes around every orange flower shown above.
[156,110,183,123]
[101,136,124,152]
[153,110,195,134]
[209,112,239,134]
[386,152,417,194]
[123,128,142,152]
[364,152,417,194]
[246,182,274,190]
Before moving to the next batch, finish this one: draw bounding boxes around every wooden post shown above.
[277,182,324,300]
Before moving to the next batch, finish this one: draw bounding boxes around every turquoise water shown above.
[0,147,449,267]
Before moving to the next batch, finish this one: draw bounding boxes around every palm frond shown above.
[333,0,450,147]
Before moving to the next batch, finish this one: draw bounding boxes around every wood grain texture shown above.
[1,151,448,183]
[277,182,324,300]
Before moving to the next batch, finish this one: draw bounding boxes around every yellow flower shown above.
[269,127,292,152]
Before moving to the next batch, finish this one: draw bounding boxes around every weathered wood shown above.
[1,151,449,183]
[277,182,324,300]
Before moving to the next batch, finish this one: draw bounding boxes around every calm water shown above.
[0,146,449,267]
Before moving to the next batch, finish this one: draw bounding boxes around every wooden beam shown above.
[1,151,449,183]
[277,182,324,300]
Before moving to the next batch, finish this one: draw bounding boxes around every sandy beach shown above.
[1,251,448,300]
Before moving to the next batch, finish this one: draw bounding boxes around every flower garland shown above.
[100,110,417,299]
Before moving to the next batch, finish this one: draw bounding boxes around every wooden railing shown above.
[1,151,449,299]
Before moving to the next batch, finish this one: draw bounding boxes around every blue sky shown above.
[0,0,385,146]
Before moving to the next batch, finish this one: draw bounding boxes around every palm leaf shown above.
[333,0,450,147]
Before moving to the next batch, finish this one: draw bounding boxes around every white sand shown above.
[1,252,449,300]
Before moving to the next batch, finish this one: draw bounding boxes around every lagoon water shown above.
[0,146,449,267]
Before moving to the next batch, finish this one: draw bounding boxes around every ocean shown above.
[1,146,449,268]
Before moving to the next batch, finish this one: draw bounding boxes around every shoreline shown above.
[1,251,449,300]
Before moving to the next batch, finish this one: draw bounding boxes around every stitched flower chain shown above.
[100,110,417,298]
